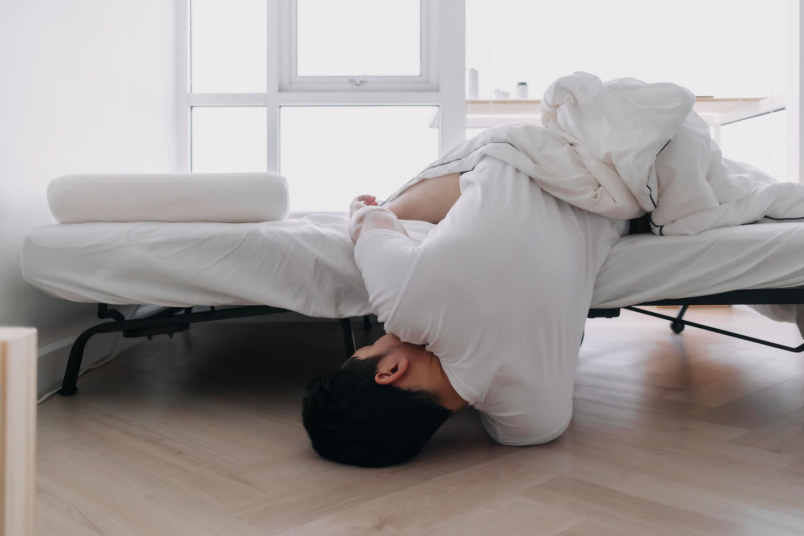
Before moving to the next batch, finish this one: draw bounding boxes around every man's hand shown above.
[349,194,408,243]
[350,194,378,217]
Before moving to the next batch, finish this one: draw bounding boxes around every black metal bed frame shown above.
[588,288,804,353]
[59,288,804,396]
[58,304,359,396]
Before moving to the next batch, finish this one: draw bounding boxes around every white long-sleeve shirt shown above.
[355,155,627,445]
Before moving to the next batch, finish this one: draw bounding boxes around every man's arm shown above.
[349,171,462,242]
[384,172,461,224]
[350,195,420,328]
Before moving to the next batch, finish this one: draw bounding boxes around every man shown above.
[303,72,804,468]
[303,154,628,467]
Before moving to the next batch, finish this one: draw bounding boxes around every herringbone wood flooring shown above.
[36,307,804,535]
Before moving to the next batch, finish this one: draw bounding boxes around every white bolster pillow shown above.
[48,173,290,223]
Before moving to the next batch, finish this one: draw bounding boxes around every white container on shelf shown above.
[467,68,479,99]
[516,82,528,99]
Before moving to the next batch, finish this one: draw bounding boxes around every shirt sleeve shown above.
[354,228,420,326]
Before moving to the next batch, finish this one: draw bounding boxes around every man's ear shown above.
[374,354,409,386]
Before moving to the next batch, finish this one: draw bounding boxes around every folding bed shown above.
[22,210,804,396]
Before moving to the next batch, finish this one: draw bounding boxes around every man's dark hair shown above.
[302,354,453,468]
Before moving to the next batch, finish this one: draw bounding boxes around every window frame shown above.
[281,0,438,92]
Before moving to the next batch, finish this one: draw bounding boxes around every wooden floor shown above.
[36,307,804,535]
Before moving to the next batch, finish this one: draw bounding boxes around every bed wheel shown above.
[670,305,688,334]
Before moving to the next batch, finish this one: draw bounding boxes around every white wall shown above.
[796,0,804,182]
[0,0,178,394]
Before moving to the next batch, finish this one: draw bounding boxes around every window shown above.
[183,0,798,200]
[465,0,796,181]
[294,0,423,78]
[190,0,267,93]
[191,107,267,172]
[283,0,437,91]
[720,109,789,180]
[182,0,464,212]
[280,106,439,212]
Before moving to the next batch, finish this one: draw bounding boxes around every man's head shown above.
[302,334,461,468]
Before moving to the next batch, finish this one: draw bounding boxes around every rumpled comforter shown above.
[390,72,804,236]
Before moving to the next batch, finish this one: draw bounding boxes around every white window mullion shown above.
[268,0,281,173]
[277,92,440,105]
[267,96,280,174]
[189,94,268,106]
[278,0,292,92]
[175,0,191,172]
[795,0,803,182]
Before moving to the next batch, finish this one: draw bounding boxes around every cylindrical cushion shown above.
[48,173,289,223]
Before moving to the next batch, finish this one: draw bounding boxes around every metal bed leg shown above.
[340,318,356,356]
[590,288,804,353]
[60,304,293,396]
[624,306,804,353]
[59,323,108,396]
[60,304,362,395]
[671,305,689,334]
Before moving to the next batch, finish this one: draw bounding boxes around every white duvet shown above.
[389,72,804,235]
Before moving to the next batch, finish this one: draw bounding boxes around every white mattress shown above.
[593,222,804,308]
[22,215,804,318]
[22,214,431,318]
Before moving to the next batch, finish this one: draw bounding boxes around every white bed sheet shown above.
[22,214,432,318]
[593,222,804,308]
[22,215,804,319]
